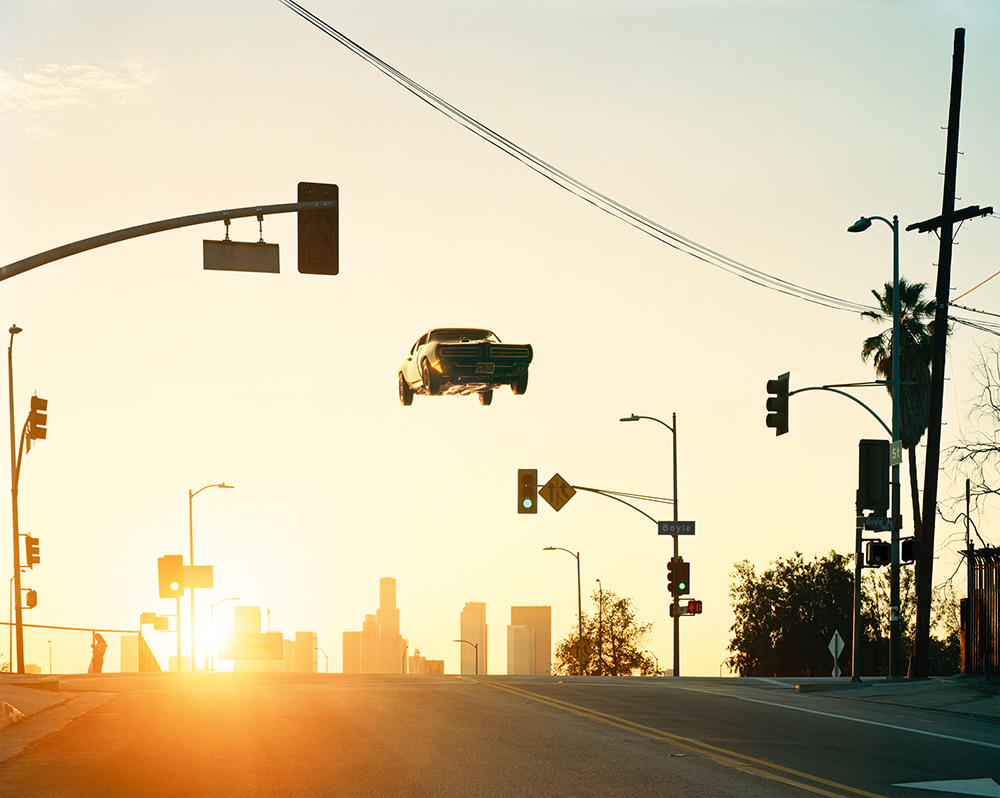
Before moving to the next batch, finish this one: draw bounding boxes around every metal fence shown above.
[961,546,999,676]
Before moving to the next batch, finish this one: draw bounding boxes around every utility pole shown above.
[908,28,993,678]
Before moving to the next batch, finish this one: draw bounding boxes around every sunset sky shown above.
[3,0,998,676]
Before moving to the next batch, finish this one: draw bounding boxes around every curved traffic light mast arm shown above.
[570,485,664,525]
[789,385,892,437]
[1,200,338,281]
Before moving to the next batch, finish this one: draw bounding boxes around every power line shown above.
[279,0,996,327]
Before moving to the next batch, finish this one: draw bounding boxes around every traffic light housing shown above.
[158,555,185,598]
[687,599,703,615]
[865,540,891,567]
[765,373,789,436]
[858,439,890,515]
[901,537,919,563]
[676,560,690,595]
[297,182,339,274]
[25,535,40,568]
[667,557,690,596]
[26,590,37,609]
[153,615,169,631]
[517,469,538,514]
[28,395,47,441]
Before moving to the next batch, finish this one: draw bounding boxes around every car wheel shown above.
[399,372,413,406]
[511,371,529,395]
[421,359,439,396]
[478,389,493,406]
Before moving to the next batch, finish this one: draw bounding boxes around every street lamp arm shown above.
[620,413,674,433]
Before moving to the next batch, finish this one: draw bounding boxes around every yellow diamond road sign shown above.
[540,473,576,512]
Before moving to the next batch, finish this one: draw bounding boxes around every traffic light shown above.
[765,373,789,436]
[517,469,538,514]
[297,182,338,274]
[901,537,919,563]
[25,535,40,567]
[153,615,169,631]
[676,560,690,595]
[858,439,890,515]
[157,555,185,598]
[28,395,47,441]
[667,557,689,596]
[687,599,703,615]
[865,540,891,567]
[26,590,37,609]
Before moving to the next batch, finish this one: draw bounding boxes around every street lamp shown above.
[619,412,680,677]
[849,214,902,680]
[543,546,583,676]
[209,596,240,672]
[7,324,25,673]
[453,638,479,675]
[317,646,329,673]
[190,483,234,672]
[595,578,602,676]
[644,650,659,676]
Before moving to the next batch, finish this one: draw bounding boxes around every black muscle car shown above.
[399,328,532,406]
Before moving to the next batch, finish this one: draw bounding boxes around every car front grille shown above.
[441,345,483,358]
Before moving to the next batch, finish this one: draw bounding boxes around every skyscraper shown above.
[343,577,406,674]
[460,601,488,675]
[509,606,551,675]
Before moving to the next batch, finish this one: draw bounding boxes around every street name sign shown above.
[658,521,696,536]
[183,565,214,589]
[860,516,894,532]
[539,473,576,512]
[203,239,279,273]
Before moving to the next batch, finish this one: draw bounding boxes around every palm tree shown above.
[861,278,936,536]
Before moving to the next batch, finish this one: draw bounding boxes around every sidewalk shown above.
[795,675,999,722]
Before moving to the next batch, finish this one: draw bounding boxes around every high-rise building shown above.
[509,606,551,675]
[343,577,407,674]
[460,601,488,675]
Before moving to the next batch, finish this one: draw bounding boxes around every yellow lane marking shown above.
[468,679,890,798]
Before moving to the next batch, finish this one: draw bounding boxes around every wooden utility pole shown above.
[908,28,993,678]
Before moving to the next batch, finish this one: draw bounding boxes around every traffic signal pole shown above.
[1,199,338,282]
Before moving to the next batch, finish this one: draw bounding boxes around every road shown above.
[2,673,997,797]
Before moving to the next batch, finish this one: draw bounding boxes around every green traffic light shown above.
[522,498,533,509]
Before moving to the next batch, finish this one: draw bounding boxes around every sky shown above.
[2,0,998,677]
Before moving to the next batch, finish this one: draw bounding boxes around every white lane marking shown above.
[893,778,1000,796]
[676,686,1000,750]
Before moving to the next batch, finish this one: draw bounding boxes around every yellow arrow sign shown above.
[539,473,577,512]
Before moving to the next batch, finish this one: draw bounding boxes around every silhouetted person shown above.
[88,632,107,673]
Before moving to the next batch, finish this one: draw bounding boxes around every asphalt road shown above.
[2,673,998,798]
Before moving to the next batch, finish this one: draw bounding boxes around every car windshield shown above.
[429,329,499,343]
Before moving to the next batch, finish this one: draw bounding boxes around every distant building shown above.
[408,648,444,675]
[343,577,407,674]
[509,606,551,675]
[460,601,488,675]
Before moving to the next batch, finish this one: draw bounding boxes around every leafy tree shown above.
[727,551,857,677]
[553,588,657,676]
[860,278,936,538]
[728,551,963,678]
